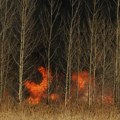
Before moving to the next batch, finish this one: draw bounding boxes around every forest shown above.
[0,0,120,113]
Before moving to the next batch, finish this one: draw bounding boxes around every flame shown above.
[24,66,113,105]
[72,71,93,90]
[24,66,52,105]
[50,93,59,101]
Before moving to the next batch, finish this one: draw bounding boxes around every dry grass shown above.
[0,101,120,120]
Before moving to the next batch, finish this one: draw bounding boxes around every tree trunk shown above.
[0,0,7,101]
[102,22,106,105]
[18,1,26,104]
[114,0,120,106]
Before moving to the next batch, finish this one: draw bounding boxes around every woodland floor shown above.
[0,102,120,120]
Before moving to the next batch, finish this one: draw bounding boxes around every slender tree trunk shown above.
[47,0,53,104]
[76,24,80,103]
[65,40,71,106]
[115,0,120,106]
[68,27,72,101]
[65,24,73,106]
[0,38,4,101]
[0,0,7,101]
[117,0,119,105]
[76,43,80,103]
[65,28,72,106]
[114,0,119,106]
[65,57,69,106]
[64,0,80,106]
[92,28,96,104]
[102,22,106,105]
[88,0,97,107]
[89,16,94,107]
[18,1,26,104]
[47,43,51,104]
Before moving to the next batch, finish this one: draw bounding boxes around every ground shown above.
[0,102,120,120]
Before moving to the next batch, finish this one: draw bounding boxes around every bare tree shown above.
[114,0,120,106]
[118,0,120,106]
[101,20,105,106]
[0,0,15,101]
[86,0,104,106]
[76,17,81,103]
[64,0,81,106]
[13,0,38,104]
[40,0,62,104]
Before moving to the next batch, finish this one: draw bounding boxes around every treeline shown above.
[0,0,120,107]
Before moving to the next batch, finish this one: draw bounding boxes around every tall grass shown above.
[0,100,120,120]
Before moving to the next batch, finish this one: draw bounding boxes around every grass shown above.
[0,97,120,120]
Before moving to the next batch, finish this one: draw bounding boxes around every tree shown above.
[86,0,105,106]
[64,0,81,106]
[13,0,38,104]
[40,0,62,104]
[114,0,120,106]
[0,0,15,101]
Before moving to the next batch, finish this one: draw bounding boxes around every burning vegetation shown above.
[24,66,52,104]
[24,66,113,105]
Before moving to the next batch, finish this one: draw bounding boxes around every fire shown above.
[72,71,93,90]
[24,66,113,106]
[50,93,59,101]
[24,66,52,104]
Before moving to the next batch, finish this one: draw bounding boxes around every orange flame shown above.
[24,66,113,105]
[24,66,52,104]
[50,93,59,101]
[72,71,93,90]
